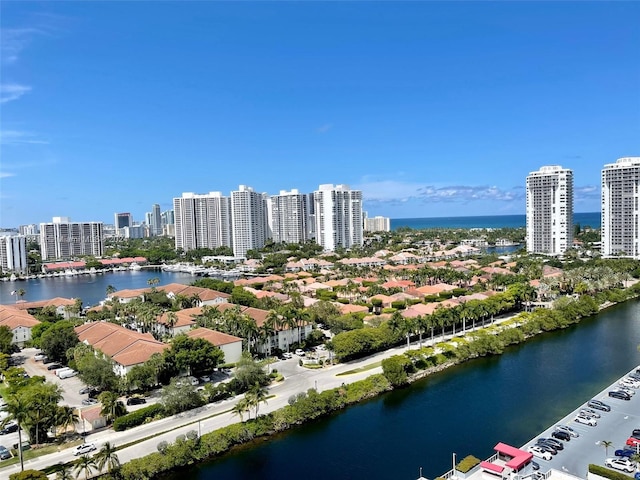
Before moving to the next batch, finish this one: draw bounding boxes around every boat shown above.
[130,263,142,271]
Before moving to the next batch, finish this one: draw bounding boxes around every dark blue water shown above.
[171,300,640,480]
[0,271,195,307]
[392,212,600,230]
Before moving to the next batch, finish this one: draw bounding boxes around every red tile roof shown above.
[187,327,242,346]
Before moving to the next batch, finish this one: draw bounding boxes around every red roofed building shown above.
[186,327,243,364]
[0,305,40,346]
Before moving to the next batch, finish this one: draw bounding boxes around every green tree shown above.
[382,355,410,387]
[245,382,268,418]
[40,321,78,364]
[160,379,205,415]
[105,285,117,296]
[95,441,120,475]
[2,392,31,471]
[74,454,97,480]
[9,470,48,480]
[231,398,250,422]
[71,344,119,392]
[54,405,78,439]
[232,353,270,393]
[53,463,74,480]
[98,391,126,424]
[166,334,224,377]
[0,325,14,355]
[600,440,612,457]
[230,286,258,307]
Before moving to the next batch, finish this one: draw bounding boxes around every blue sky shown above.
[1,2,638,227]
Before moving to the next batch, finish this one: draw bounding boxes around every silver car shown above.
[555,425,579,438]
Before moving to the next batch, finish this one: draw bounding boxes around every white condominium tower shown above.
[173,192,232,252]
[0,235,27,274]
[364,215,391,232]
[601,157,640,258]
[231,185,268,257]
[40,217,104,261]
[314,184,363,251]
[526,166,573,255]
[270,189,308,244]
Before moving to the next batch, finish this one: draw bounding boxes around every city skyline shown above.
[1,2,639,227]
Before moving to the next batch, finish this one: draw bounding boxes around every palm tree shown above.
[55,405,79,439]
[147,277,160,290]
[2,393,30,471]
[54,463,75,480]
[105,285,117,297]
[166,311,178,337]
[600,440,613,457]
[75,454,97,480]
[16,288,26,303]
[246,382,268,418]
[98,392,126,424]
[95,441,120,474]
[231,398,250,422]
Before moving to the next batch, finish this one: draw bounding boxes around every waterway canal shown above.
[166,300,640,480]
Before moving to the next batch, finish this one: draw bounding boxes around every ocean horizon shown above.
[391,211,600,230]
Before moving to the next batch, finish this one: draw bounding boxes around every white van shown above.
[56,367,73,378]
[59,369,77,379]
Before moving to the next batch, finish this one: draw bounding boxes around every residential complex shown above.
[364,215,391,232]
[173,184,363,256]
[174,192,233,252]
[231,185,268,257]
[601,157,640,258]
[314,184,364,251]
[0,234,28,274]
[114,212,133,236]
[39,217,105,261]
[525,165,574,255]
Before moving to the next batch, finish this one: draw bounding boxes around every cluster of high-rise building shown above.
[526,157,640,257]
[174,184,364,257]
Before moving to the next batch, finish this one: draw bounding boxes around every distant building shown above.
[173,192,233,252]
[39,217,104,261]
[364,215,391,232]
[122,225,146,239]
[270,189,308,244]
[114,213,133,236]
[602,157,640,258]
[231,185,268,257]
[150,203,162,236]
[526,166,573,255]
[18,224,39,236]
[0,234,28,274]
[314,184,363,251]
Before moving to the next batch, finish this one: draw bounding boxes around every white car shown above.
[621,378,640,388]
[73,443,96,456]
[294,349,305,357]
[605,457,635,473]
[574,415,597,426]
[579,408,601,418]
[617,386,635,396]
[527,446,552,461]
[282,352,293,359]
[555,425,579,438]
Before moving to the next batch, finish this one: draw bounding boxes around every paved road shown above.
[522,366,640,478]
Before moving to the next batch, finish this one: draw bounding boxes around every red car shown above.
[625,437,640,447]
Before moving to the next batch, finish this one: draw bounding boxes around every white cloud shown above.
[0,172,16,179]
[353,178,524,204]
[0,84,32,104]
[574,185,599,202]
[0,130,48,145]
[316,123,333,134]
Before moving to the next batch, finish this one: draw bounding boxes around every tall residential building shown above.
[231,185,268,257]
[601,157,640,258]
[364,215,391,232]
[270,189,308,244]
[18,224,39,235]
[150,204,162,236]
[114,213,133,230]
[0,235,27,274]
[39,217,104,261]
[525,165,574,255]
[314,184,364,251]
[173,192,233,252]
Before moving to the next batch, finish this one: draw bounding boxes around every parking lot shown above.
[522,366,640,477]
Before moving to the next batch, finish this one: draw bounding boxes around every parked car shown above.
[0,423,18,435]
[527,446,552,461]
[609,390,631,400]
[620,378,640,388]
[539,438,564,450]
[626,437,640,447]
[615,448,635,458]
[574,415,597,426]
[73,443,97,456]
[282,352,293,359]
[534,442,558,455]
[587,399,611,411]
[555,425,579,438]
[315,344,327,352]
[0,445,11,460]
[33,353,46,362]
[551,430,571,442]
[126,397,147,406]
[79,387,94,395]
[46,363,62,371]
[42,357,54,364]
[199,375,211,383]
[633,428,640,436]
[605,457,635,473]
[617,386,635,396]
[531,461,540,471]
[294,349,305,357]
[82,399,98,406]
[579,408,601,418]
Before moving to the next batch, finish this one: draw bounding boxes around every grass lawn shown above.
[336,361,382,377]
